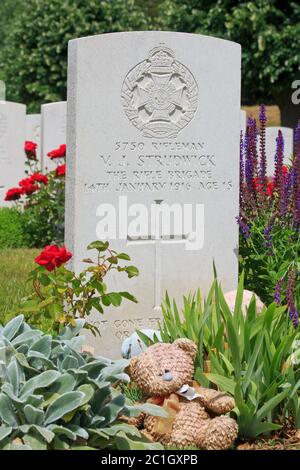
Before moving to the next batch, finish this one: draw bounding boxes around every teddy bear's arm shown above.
[119,412,146,428]
[196,387,235,414]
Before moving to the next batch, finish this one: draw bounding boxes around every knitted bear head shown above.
[127,339,197,396]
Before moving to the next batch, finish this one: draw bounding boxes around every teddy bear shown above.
[127,338,238,450]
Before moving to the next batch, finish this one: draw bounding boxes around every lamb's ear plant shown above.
[144,273,300,439]
[0,315,164,450]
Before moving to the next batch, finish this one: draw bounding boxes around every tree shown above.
[0,0,149,112]
[156,0,300,127]
[136,0,164,18]
[0,0,23,49]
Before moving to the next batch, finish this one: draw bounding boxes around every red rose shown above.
[47,144,66,159]
[19,177,39,195]
[55,163,66,177]
[282,165,288,176]
[24,141,37,160]
[5,187,24,201]
[30,173,48,185]
[35,245,72,271]
[25,141,37,152]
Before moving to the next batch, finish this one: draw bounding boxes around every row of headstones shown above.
[0,101,66,205]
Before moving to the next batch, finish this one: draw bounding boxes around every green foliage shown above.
[0,315,164,450]
[0,0,149,112]
[0,0,23,50]
[206,278,300,438]
[120,383,146,403]
[239,218,300,309]
[0,208,25,249]
[136,0,163,18]
[156,0,300,102]
[1,0,299,105]
[19,240,139,335]
[145,275,300,438]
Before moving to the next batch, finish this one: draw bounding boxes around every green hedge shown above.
[0,0,149,112]
[0,207,25,249]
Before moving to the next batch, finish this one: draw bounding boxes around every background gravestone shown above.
[66,32,241,357]
[0,101,26,206]
[265,126,294,175]
[0,81,5,101]
[41,101,66,171]
[240,110,246,136]
[26,114,41,165]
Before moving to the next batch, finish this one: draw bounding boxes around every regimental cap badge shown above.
[121,44,198,139]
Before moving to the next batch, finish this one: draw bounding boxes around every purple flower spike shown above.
[240,131,244,200]
[291,307,299,328]
[236,216,250,239]
[263,223,273,255]
[274,130,284,195]
[259,104,267,190]
[293,138,300,227]
[286,268,299,328]
[245,123,254,193]
[295,119,300,157]
[274,279,282,306]
[280,166,292,215]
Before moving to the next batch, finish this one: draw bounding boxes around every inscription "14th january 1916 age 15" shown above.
[84,139,233,193]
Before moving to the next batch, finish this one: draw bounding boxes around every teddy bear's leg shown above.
[195,416,238,450]
[169,402,210,449]
[196,387,235,414]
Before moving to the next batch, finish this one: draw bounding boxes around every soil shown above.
[236,429,300,450]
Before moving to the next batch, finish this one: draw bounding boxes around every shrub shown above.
[18,240,139,336]
[0,0,149,112]
[238,106,300,325]
[5,142,65,247]
[0,208,25,249]
[0,315,164,450]
[139,275,300,439]
[156,1,300,104]
[21,172,65,247]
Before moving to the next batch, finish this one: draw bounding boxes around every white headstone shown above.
[0,101,26,207]
[26,114,41,165]
[66,32,241,357]
[265,126,294,175]
[241,110,246,136]
[0,81,6,101]
[41,101,66,171]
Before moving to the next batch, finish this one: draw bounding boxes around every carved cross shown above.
[127,199,187,309]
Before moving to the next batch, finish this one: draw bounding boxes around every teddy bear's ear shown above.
[126,356,139,380]
[174,338,197,360]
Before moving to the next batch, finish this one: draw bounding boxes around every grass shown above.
[0,248,39,324]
